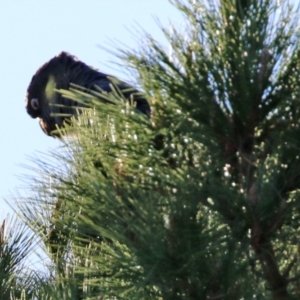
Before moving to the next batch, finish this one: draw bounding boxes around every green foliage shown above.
[0,216,35,300]
[7,0,300,299]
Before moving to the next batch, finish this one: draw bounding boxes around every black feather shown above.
[25,51,150,136]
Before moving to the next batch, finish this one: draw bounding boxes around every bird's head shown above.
[26,73,61,135]
[25,52,78,136]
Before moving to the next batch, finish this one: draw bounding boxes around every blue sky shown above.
[0,1,183,216]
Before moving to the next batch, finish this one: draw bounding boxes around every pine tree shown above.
[0,216,35,299]
[10,0,300,299]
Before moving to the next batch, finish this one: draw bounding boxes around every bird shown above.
[25,51,150,136]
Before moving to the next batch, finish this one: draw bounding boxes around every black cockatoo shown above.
[25,51,150,136]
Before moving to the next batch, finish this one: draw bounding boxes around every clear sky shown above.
[0,1,184,216]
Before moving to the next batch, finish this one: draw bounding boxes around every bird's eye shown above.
[31,98,39,110]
